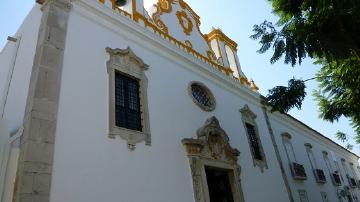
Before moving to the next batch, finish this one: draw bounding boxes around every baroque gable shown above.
[148,0,213,56]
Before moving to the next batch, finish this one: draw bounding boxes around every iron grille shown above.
[332,173,342,185]
[290,162,307,180]
[245,123,263,161]
[115,71,142,131]
[191,84,214,108]
[349,177,357,188]
[314,169,326,183]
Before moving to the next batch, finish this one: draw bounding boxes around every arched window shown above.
[225,45,239,78]
[281,133,296,163]
[305,143,326,183]
[281,133,307,180]
[322,151,342,185]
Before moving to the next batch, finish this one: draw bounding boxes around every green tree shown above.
[251,0,360,136]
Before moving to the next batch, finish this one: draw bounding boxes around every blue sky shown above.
[1,0,358,155]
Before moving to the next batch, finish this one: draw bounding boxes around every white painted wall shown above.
[269,113,360,202]
[0,41,16,119]
[1,1,359,202]
[50,2,289,202]
[0,119,10,201]
[148,2,211,56]
[1,5,42,133]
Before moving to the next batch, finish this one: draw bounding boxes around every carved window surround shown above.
[281,133,297,163]
[106,47,151,150]
[240,105,268,172]
[182,116,245,202]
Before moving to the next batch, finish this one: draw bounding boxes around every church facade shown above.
[0,0,359,202]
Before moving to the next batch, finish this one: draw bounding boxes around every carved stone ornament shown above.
[106,47,151,151]
[239,104,257,120]
[240,105,268,172]
[182,117,245,202]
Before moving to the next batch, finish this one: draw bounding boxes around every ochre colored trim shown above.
[176,10,193,35]
[97,1,260,92]
[206,29,238,51]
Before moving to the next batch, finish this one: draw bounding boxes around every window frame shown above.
[240,105,267,172]
[188,81,216,112]
[114,71,142,131]
[182,116,245,202]
[106,47,151,150]
[298,190,309,202]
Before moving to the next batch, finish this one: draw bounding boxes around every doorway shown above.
[205,167,234,202]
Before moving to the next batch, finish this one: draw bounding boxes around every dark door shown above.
[205,167,234,202]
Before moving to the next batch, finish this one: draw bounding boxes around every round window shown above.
[189,82,216,111]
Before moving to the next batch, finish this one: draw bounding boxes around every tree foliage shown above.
[266,79,306,113]
[335,131,348,142]
[252,0,360,136]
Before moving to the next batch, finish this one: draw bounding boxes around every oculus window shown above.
[189,82,216,111]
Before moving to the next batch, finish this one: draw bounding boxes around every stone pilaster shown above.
[13,1,71,202]
[261,106,294,202]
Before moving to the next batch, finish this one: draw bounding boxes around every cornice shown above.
[267,110,359,160]
[68,0,359,163]
[73,0,262,105]
[205,29,238,51]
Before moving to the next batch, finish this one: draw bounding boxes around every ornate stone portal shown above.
[182,116,245,202]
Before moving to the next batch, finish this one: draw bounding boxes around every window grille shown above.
[245,123,263,161]
[115,71,142,131]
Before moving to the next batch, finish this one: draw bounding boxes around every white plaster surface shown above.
[1,5,42,133]
[50,3,289,202]
[0,1,359,202]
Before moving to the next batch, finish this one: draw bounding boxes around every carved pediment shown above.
[182,116,240,162]
[239,104,257,120]
[106,47,149,70]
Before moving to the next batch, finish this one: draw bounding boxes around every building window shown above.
[115,72,142,131]
[240,105,267,172]
[182,116,245,202]
[305,143,326,183]
[245,123,262,161]
[298,190,309,202]
[188,82,216,112]
[320,192,329,202]
[225,45,239,78]
[281,133,307,180]
[106,47,151,150]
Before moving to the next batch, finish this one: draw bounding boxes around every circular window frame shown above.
[188,81,216,112]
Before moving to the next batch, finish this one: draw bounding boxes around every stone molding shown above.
[188,81,216,112]
[240,105,268,172]
[106,47,151,151]
[262,106,294,202]
[281,132,298,163]
[13,1,71,202]
[182,116,244,202]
